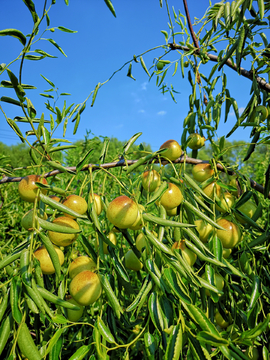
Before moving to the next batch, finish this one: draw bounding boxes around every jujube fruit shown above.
[203,272,224,296]
[21,209,47,231]
[69,256,97,279]
[69,270,102,306]
[215,311,229,328]
[203,181,221,200]
[124,250,143,271]
[159,183,183,210]
[235,200,257,224]
[216,192,235,213]
[95,231,117,255]
[129,205,145,230]
[48,216,80,247]
[216,217,242,249]
[222,248,232,259]
[194,219,213,243]
[136,233,149,253]
[18,175,48,203]
[156,61,165,70]
[141,170,161,193]
[89,193,103,216]
[171,241,197,266]
[192,163,214,183]
[66,296,84,322]
[166,207,178,217]
[62,194,88,218]
[34,245,64,275]
[187,133,205,150]
[106,195,138,229]
[159,140,182,161]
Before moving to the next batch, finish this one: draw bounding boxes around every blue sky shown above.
[0,0,263,152]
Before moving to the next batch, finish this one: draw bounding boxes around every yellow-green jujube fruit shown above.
[187,133,205,150]
[69,256,97,279]
[62,194,88,219]
[49,194,61,202]
[159,140,182,161]
[106,195,138,229]
[48,216,80,247]
[34,245,64,275]
[194,220,213,243]
[18,174,48,203]
[21,209,47,231]
[156,61,165,70]
[216,217,242,249]
[166,207,178,217]
[215,311,229,329]
[235,200,257,224]
[95,231,117,255]
[203,182,221,200]
[203,272,224,296]
[222,247,232,259]
[66,296,84,322]
[135,233,149,253]
[89,193,103,216]
[171,241,197,266]
[229,176,239,196]
[69,270,102,306]
[192,163,214,183]
[141,170,161,193]
[124,250,143,271]
[129,205,145,230]
[159,183,183,210]
[216,192,235,213]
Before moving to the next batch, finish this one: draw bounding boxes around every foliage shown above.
[0,142,31,168]
[0,1,270,360]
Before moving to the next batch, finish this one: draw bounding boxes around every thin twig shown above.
[0,156,269,198]
[168,43,270,93]
[183,0,200,49]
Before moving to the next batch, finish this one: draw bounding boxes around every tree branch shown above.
[169,43,270,93]
[1,156,268,198]
[183,0,200,49]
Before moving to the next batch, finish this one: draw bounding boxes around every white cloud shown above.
[157,110,166,116]
[239,107,244,115]
[138,109,145,113]
[229,106,244,117]
[115,124,123,128]
[141,82,148,91]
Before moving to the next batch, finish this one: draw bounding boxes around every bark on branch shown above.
[168,43,270,93]
[0,155,268,198]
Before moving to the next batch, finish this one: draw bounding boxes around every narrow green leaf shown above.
[97,316,116,344]
[76,149,93,173]
[46,160,76,174]
[57,26,77,33]
[47,38,67,57]
[123,132,142,154]
[163,268,192,304]
[148,292,164,334]
[40,74,55,87]
[104,0,116,17]
[140,56,150,77]
[99,274,123,319]
[197,331,229,347]
[45,329,63,357]
[165,324,183,360]
[0,28,26,45]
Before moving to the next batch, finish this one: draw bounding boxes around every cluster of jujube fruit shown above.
[18,175,104,321]
[17,137,258,330]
